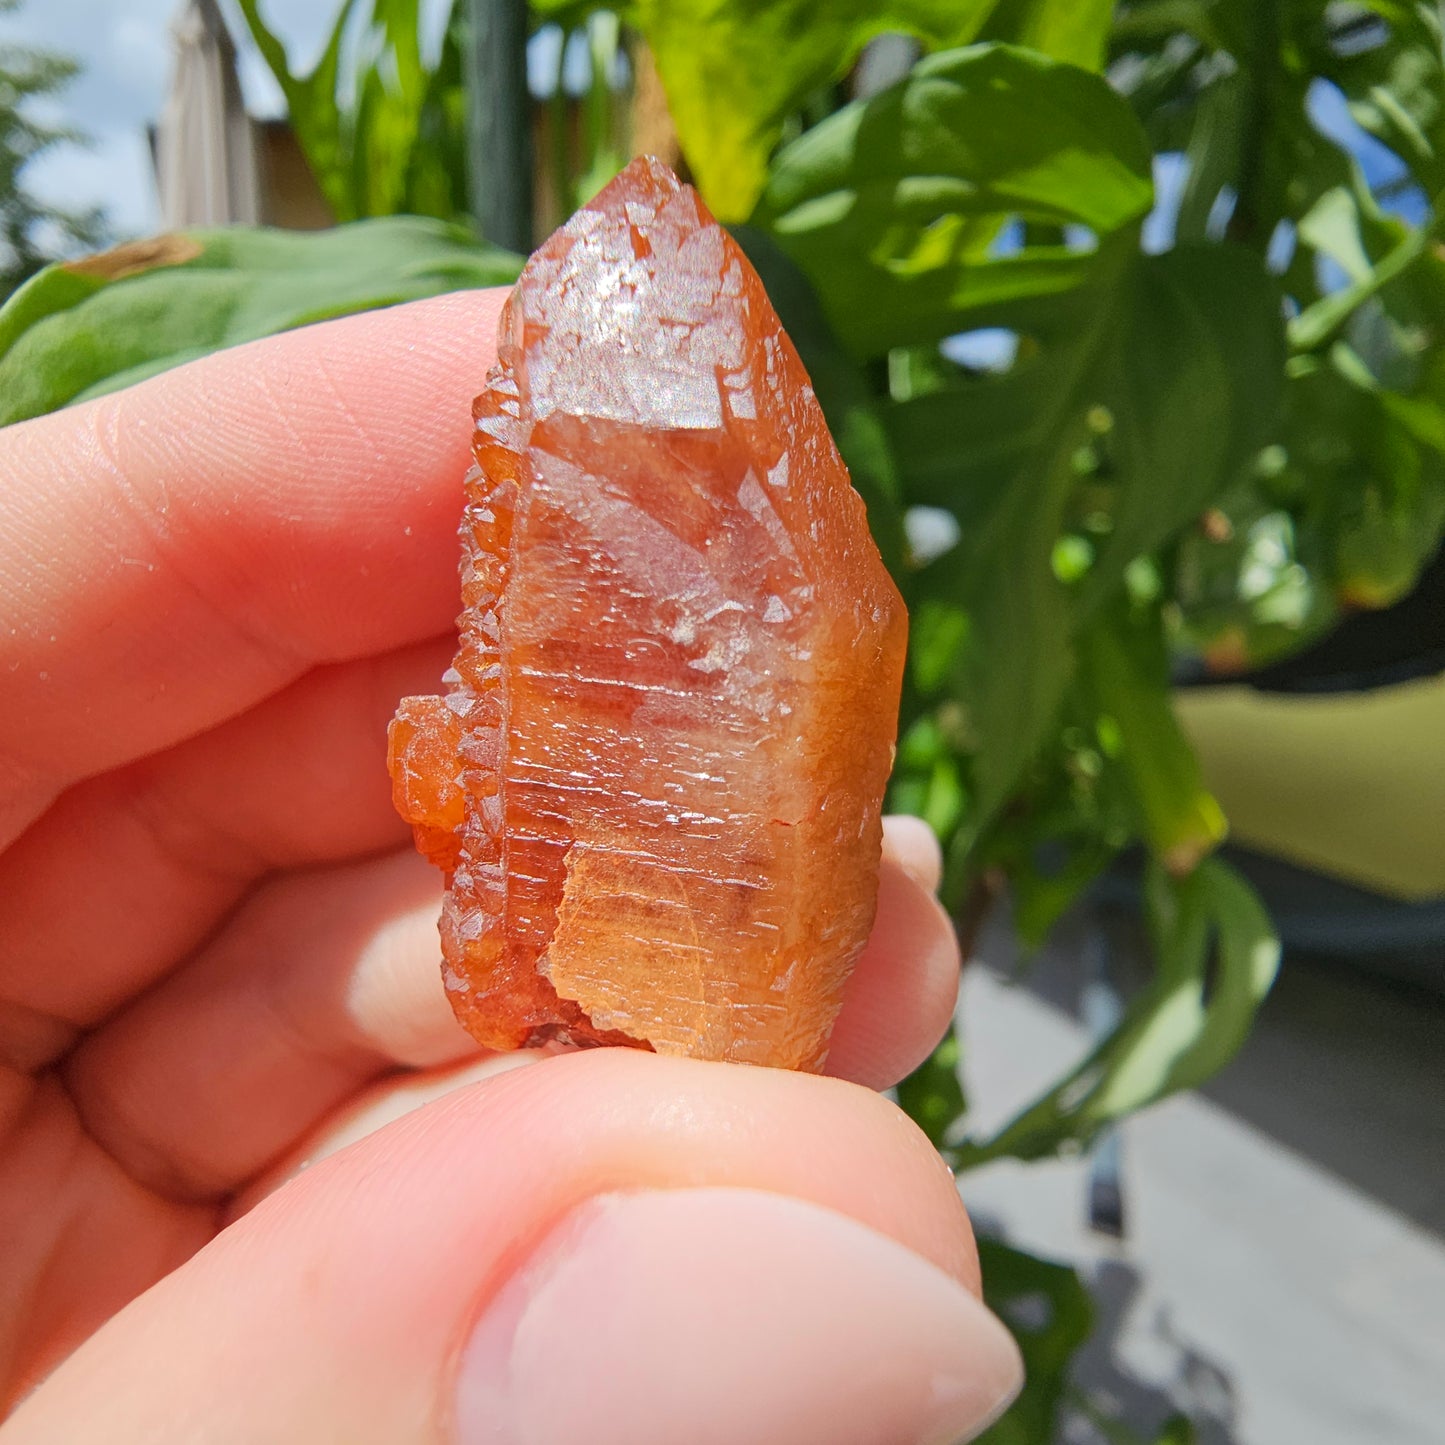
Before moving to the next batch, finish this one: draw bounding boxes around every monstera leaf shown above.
[0,220,519,426]
[756,44,1284,832]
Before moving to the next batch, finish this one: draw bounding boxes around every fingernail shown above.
[884,814,944,895]
[456,1187,1022,1445]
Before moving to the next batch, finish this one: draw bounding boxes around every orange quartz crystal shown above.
[387,157,907,1072]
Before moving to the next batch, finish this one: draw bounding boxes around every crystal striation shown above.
[388,157,906,1071]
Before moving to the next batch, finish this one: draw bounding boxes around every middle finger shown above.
[63,822,959,1203]
[0,635,451,1035]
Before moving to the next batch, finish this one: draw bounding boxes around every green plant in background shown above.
[0,0,106,301]
[234,0,473,221]
[1,2,1441,1439]
[232,0,630,228]
[0,220,518,421]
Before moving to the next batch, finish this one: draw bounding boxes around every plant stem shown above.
[465,0,532,251]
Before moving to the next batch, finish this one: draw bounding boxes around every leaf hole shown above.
[1267,219,1297,274]
[1327,10,1389,57]
[1004,1290,1055,1333]
[940,328,1019,374]
[1143,151,1187,254]
[529,21,629,99]
[1205,185,1238,241]
[1307,80,1415,208]
[988,217,1026,258]
[904,506,962,565]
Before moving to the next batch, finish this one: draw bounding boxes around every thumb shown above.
[4,1051,1021,1445]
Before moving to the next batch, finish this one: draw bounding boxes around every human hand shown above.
[0,292,1022,1443]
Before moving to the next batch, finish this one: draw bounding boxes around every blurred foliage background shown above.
[0,0,106,299]
[2,2,1442,1440]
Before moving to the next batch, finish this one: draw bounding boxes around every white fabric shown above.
[155,0,261,228]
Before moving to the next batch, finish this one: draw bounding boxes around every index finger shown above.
[0,288,508,837]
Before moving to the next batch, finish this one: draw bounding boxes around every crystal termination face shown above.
[388,157,907,1072]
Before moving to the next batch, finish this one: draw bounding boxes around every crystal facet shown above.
[388,157,907,1071]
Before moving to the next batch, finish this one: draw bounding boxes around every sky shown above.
[1,0,599,241]
[2,1,1427,248]
[1,0,384,236]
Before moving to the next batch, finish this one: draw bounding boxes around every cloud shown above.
[24,131,159,236]
[1,0,173,132]
[1,0,340,238]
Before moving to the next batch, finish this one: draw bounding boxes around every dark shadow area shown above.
[1198,541,1445,696]
[971,1215,1243,1445]
[977,888,1445,1243]
[1198,954,1445,1240]
[1070,1258,1240,1445]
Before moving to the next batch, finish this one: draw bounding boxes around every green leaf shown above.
[1290,192,1443,353]
[1078,604,1227,875]
[539,0,1123,220]
[754,44,1155,357]
[352,0,428,217]
[974,1239,1094,1445]
[236,0,362,218]
[888,243,1284,830]
[755,44,1280,834]
[1285,345,1445,610]
[534,0,1004,221]
[980,0,1116,70]
[236,0,468,223]
[1172,69,1248,243]
[573,13,628,205]
[1155,1415,1199,1445]
[1068,1392,1201,1445]
[894,1026,965,1148]
[0,220,520,426]
[1113,2,1445,671]
[909,599,972,695]
[1316,1,1445,195]
[1111,0,1226,52]
[1299,184,1379,286]
[406,5,471,217]
[954,857,1281,1167]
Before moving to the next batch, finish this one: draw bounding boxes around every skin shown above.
[0,292,1020,1442]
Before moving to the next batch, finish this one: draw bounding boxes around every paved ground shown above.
[955,904,1445,1444]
